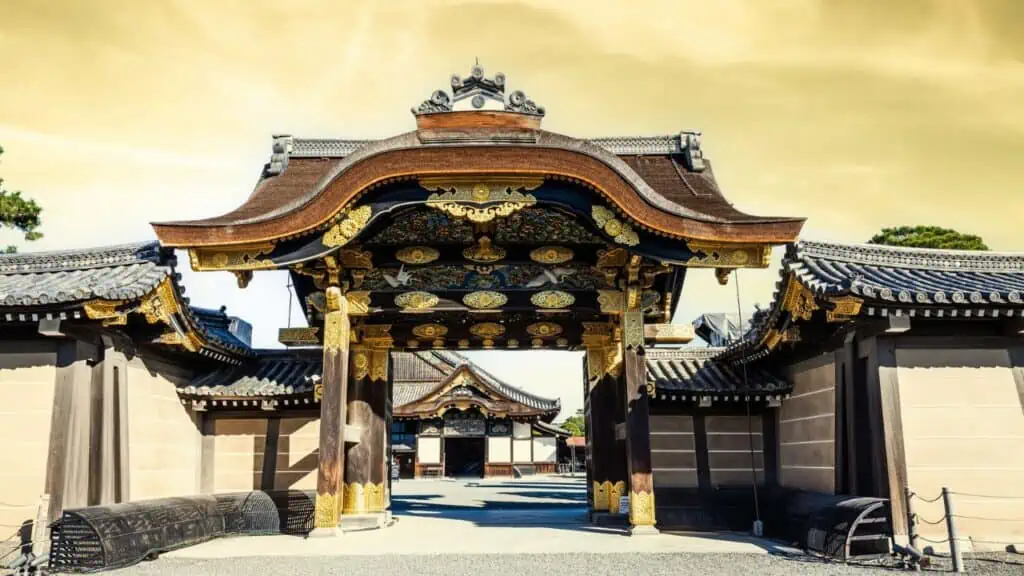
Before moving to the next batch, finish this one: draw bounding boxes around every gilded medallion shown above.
[531,290,575,309]
[396,246,440,265]
[463,291,507,309]
[412,323,448,339]
[323,206,372,247]
[529,246,574,265]
[507,339,520,348]
[526,322,563,338]
[395,291,438,311]
[463,236,506,263]
[592,205,640,247]
[469,322,506,338]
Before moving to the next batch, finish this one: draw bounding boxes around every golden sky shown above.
[2,0,1022,415]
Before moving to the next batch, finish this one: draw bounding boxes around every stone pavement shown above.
[106,476,1024,575]
[165,475,780,558]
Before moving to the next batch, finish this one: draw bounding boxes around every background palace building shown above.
[1,65,1022,563]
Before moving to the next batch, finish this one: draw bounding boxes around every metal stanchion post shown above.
[942,486,964,573]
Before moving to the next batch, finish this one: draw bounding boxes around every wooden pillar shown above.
[342,326,391,521]
[582,322,623,517]
[623,308,658,533]
[313,287,350,534]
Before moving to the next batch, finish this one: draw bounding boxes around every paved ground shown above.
[101,476,1023,575]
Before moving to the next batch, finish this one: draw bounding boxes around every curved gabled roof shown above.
[152,128,804,247]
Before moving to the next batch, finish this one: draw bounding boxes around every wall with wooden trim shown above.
[894,345,1024,551]
[0,343,57,530]
[706,415,764,486]
[126,357,202,500]
[650,413,697,489]
[209,417,266,492]
[270,417,319,490]
[780,355,836,492]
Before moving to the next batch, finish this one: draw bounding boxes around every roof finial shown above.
[411,63,545,117]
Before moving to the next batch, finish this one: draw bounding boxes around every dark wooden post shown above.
[312,287,350,536]
[623,302,658,534]
[341,326,391,530]
[582,323,617,519]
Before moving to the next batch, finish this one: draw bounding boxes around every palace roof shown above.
[152,64,803,247]
[721,240,1024,363]
[179,349,562,415]
[0,241,252,362]
[646,347,790,399]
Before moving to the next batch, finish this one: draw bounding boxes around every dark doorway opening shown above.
[394,452,415,479]
[444,437,485,478]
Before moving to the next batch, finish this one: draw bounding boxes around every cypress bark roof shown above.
[646,348,789,396]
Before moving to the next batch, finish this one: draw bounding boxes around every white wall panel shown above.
[512,439,532,463]
[532,437,557,462]
[487,437,511,463]
[417,436,441,464]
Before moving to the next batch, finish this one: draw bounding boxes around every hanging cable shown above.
[286,275,294,329]
[734,269,762,526]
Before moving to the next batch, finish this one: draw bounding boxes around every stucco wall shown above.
[895,347,1024,551]
[272,417,319,490]
[210,417,266,493]
[487,436,511,463]
[780,355,836,493]
[532,437,557,462]
[0,344,57,529]
[126,358,201,500]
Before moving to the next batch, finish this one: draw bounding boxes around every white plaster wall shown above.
[532,437,557,463]
[127,362,201,500]
[487,437,511,463]
[0,363,55,529]
[211,418,266,493]
[896,348,1024,551]
[512,439,532,463]
[418,437,441,464]
[513,421,531,438]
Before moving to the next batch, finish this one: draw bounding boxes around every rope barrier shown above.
[954,514,1024,523]
[0,504,34,509]
[917,535,951,545]
[910,492,944,504]
[950,491,1024,500]
[915,513,947,526]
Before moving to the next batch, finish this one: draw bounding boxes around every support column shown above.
[312,287,350,536]
[341,325,391,531]
[623,304,658,535]
[582,323,624,521]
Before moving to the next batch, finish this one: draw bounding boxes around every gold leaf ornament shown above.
[463,291,508,309]
[323,206,372,247]
[592,205,639,246]
[529,246,574,264]
[395,291,439,311]
[526,322,563,337]
[469,322,506,338]
[396,246,440,265]
[531,290,575,309]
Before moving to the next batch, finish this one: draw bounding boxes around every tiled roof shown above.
[0,241,173,306]
[0,241,252,361]
[182,350,321,397]
[180,350,562,413]
[788,241,1024,307]
[188,307,254,357]
[646,348,789,396]
[534,420,571,437]
[721,240,1024,364]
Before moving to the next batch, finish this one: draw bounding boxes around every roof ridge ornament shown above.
[412,63,545,117]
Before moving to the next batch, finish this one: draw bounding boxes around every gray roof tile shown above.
[182,350,561,412]
[0,241,173,306]
[646,348,789,395]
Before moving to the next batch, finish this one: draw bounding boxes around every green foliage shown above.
[867,226,988,251]
[561,410,585,437]
[0,145,44,254]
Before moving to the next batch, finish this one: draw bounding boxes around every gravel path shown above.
[106,552,1024,576]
